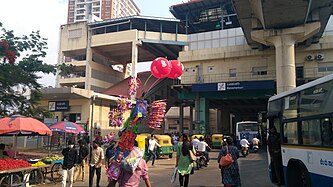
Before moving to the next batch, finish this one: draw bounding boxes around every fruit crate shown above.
[43,159,63,165]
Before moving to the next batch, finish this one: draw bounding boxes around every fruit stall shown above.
[0,116,63,186]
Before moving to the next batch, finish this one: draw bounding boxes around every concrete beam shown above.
[251,22,321,46]
[250,22,321,93]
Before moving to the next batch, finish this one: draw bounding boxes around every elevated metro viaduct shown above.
[170,0,333,134]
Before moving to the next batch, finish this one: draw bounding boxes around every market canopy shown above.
[49,121,86,135]
[0,116,52,136]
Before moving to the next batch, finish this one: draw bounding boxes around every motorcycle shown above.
[253,144,259,153]
[195,151,207,170]
[241,146,249,157]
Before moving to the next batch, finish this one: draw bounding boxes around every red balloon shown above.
[167,60,184,79]
[150,57,171,78]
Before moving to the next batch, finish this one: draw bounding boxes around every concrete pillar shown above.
[85,29,93,90]
[221,110,231,134]
[194,93,200,134]
[179,104,184,133]
[131,36,138,100]
[199,97,209,134]
[251,22,320,93]
[189,106,193,134]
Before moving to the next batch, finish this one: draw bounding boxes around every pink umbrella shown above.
[0,116,52,136]
[49,121,86,134]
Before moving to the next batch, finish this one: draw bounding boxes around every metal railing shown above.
[60,72,86,79]
[181,70,276,84]
[180,67,333,84]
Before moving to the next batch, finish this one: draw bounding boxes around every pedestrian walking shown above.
[89,140,104,187]
[145,134,161,166]
[74,140,89,182]
[217,136,241,187]
[61,140,78,187]
[176,134,194,187]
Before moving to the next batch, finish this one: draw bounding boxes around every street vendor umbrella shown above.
[0,116,52,136]
[49,121,86,134]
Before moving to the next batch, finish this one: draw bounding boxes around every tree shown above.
[0,22,72,117]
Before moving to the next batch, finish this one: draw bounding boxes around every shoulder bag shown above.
[219,146,234,168]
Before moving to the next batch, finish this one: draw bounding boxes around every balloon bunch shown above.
[150,57,183,79]
[103,132,115,144]
[128,76,141,96]
[109,97,132,127]
[147,99,167,129]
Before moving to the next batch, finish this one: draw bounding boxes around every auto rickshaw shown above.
[211,134,223,149]
[135,134,150,157]
[191,134,204,141]
[154,135,173,158]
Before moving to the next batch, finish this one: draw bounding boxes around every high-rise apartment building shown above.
[67,0,140,23]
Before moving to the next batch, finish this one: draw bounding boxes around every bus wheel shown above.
[288,162,311,187]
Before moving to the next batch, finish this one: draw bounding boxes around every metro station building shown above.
[41,0,333,135]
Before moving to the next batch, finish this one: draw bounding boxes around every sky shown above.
[0,0,183,87]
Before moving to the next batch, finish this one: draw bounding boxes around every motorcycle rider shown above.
[251,136,260,152]
[240,136,250,155]
[197,137,211,165]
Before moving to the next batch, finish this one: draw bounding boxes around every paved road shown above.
[45,149,275,187]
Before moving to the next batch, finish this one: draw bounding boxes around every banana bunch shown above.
[32,161,46,167]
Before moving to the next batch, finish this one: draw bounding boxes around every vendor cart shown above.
[41,159,63,182]
[0,165,50,187]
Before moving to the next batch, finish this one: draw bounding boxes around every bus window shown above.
[283,122,298,144]
[301,119,321,145]
[282,94,298,119]
[322,118,333,146]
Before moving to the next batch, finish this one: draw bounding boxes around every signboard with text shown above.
[192,80,275,92]
[48,101,69,112]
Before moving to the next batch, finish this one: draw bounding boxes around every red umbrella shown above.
[49,121,86,135]
[0,116,52,136]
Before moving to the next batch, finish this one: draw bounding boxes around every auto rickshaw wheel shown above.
[169,154,173,158]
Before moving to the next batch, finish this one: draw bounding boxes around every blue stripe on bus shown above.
[282,166,333,187]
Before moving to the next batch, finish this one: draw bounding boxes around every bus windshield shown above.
[238,123,258,132]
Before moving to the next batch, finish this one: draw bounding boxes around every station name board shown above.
[192,80,275,92]
[48,101,70,112]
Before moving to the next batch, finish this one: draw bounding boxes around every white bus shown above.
[267,74,333,187]
[235,121,259,142]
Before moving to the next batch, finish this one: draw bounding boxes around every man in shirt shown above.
[89,140,104,187]
[145,135,161,167]
[61,140,78,187]
[197,137,211,165]
[191,136,200,149]
[74,140,89,182]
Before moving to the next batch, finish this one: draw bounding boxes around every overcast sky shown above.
[0,0,183,87]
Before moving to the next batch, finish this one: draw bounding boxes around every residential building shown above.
[67,0,140,24]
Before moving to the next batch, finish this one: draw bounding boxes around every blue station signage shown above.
[192,80,275,92]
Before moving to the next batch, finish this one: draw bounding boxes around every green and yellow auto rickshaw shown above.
[154,135,173,158]
[211,134,223,149]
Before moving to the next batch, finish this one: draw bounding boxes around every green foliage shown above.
[0,22,59,117]
[57,63,75,77]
